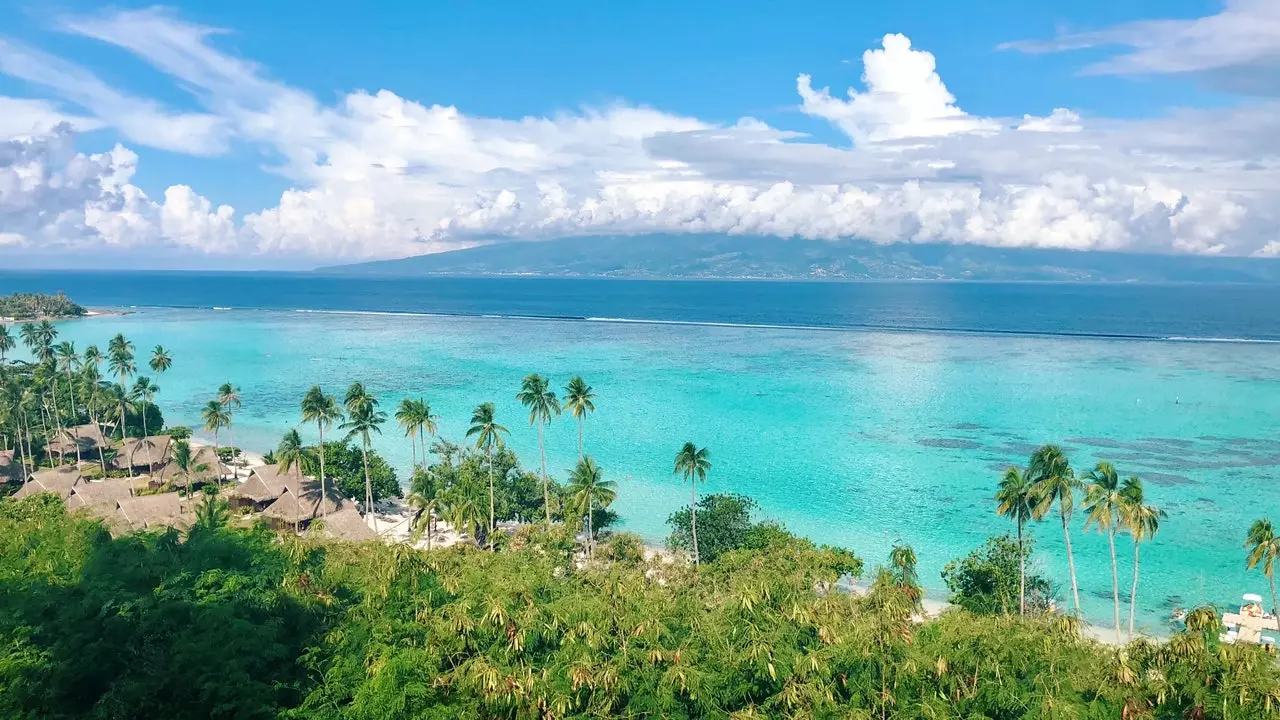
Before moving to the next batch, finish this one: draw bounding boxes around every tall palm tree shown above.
[200,400,230,488]
[54,342,81,463]
[216,383,242,478]
[171,438,208,509]
[1246,518,1280,622]
[301,386,343,520]
[1120,476,1163,639]
[673,442,712,565]
[1084,461,1125,643]
[149,345,172,375]
[466,402,509,549]
[1029,444,1082,618]
[407,485,441,550]
[81,367,110,479]
[81,344,102,370]
[995,466,1039,616]
[563,376,596,459]
[104,383,134,481]
[0,325,13,363]
[129,377,160,473]
[277,429,307,534]
[516,374,561,527]
[341,383,386,528]
[567,456,617,557]
[106,334,135,443]
[396,398,436,470]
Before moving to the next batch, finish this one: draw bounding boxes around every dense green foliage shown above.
[0,292,86,320]
[4,495,1280,718]
[314,440,400,501]
[666,492,791,564]
[942,534,1054,615]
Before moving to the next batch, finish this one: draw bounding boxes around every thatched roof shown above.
[47,424,109,455]
[307,504,376,541]
[66,478,136,510]
[261,480,343,525]
[117,492,191,530]
[12,466,83,499]
[154,446,229,485]
[0,449,18,482]
[110,435,173,470]
[226,463,295,504]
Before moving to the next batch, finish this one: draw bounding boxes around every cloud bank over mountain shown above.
[1,4,1279,264]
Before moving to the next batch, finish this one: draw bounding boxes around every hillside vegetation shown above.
[0,292,86,320]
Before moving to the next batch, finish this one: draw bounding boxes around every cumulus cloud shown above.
[0,7,1277,262]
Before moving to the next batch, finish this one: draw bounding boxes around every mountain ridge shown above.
[318,234,1280,283]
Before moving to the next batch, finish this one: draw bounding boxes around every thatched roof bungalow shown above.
[307,504,376,541]
[46,424,110,458]
[225,464,298,509]
[261,480,345,530]
[12,466,83,500]
[117,493,192,531]
[66,477,137,512]
[110,435,173,471]
[154,446,230,487]
[0,449,20,483]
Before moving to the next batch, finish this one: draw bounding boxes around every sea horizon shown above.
[3,271,1279,632]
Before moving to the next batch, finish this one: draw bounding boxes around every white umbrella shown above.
[1244,593,1265,603]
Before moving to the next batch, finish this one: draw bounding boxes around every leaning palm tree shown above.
[216,383,242,478]
[1120,476,1164,639]
[517,374,561,527]
[149,345,172,375]
[200,400,230,488]
[673,442,712,565]
[301,386,343,520]
[563,376,596,459]
[995,465,1040,616]
[1084,461,1126,643]
[466,402,509,549]
[276,429,307,534]
[106,334,135,442]
[567,455,617,557]
[340,383,386,528]
[1246,518,1280,622]
[54,341,81,463]
[1029,444,1082,617]
[0,324,14,363]
[129,377,160,473]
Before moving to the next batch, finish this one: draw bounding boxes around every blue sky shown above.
[1,0,1277,267]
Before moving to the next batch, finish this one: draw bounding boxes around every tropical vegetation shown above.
[0,291,86,320]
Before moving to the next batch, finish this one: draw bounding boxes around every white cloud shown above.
[0,97,101,138]
[0,8,1278,263]
[797,33,1001,143]
[1000,0,1280,94]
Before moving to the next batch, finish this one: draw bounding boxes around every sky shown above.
[1,0,1279,269]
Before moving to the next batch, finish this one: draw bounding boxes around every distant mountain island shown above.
[321,234,1280,283]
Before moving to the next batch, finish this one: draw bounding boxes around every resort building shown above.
[66,477,138,512]
[44,424,110,461]
[110,435,173,473]
[116,493,193,531]
[0,449,20,483]
[153,445,231,487]
[12,466,84,500]
[1221,594,1280,648]
[224,464,297,511]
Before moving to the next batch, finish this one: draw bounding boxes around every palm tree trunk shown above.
[1270,574,1279,623]
[139,399,154,474]
[317,423,328,519]
[586,498,593,557]
[118,399,132,480]
[578,417,583,460]
[92,412,108,479]
[409,430,417,471]
[1129,540,1140,640]
[294,463,301,535]
[65,369,80,464]
[1061,510,1081,617]
[227,419,237,479]
[212,430,220,491]
[1017,521,1026,616]
[361,434,377,532]
[539,420,551,528]
[1108,528,1121,643]
[690,481,700,566]
[49,376,65,463]
[487,445,495,552]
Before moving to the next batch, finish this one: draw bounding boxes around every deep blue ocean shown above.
[3,270,1279,631]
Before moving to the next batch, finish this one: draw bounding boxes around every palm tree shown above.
[396,398,436,470]
[106,334,135,443]
[200,400,230,487]
[129,377,160,473]
[149,345,172,375]
[1246,518,1280,621]
[171,438,208,509]
[407,470,442,550]
[0,325,13,363]
[216,383,242,477]
[54,341,81,463]
[466,402,509,549]
[193,493,231,532]
[995,466,1039,616]
[567,456,617,557]
[341,383,386,528]
[563,376,596,459]
[673,442,712,565]
[301,386,343,520]
[103,383,134,480]
[1120,476,1164,639]
[277,429,307,534]
[516,374,561,527]
[1084,461,1125,643]
[81,344,102,370]
[1029,444,1082,618]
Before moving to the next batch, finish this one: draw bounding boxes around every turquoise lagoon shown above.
[40,306,1280,631]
